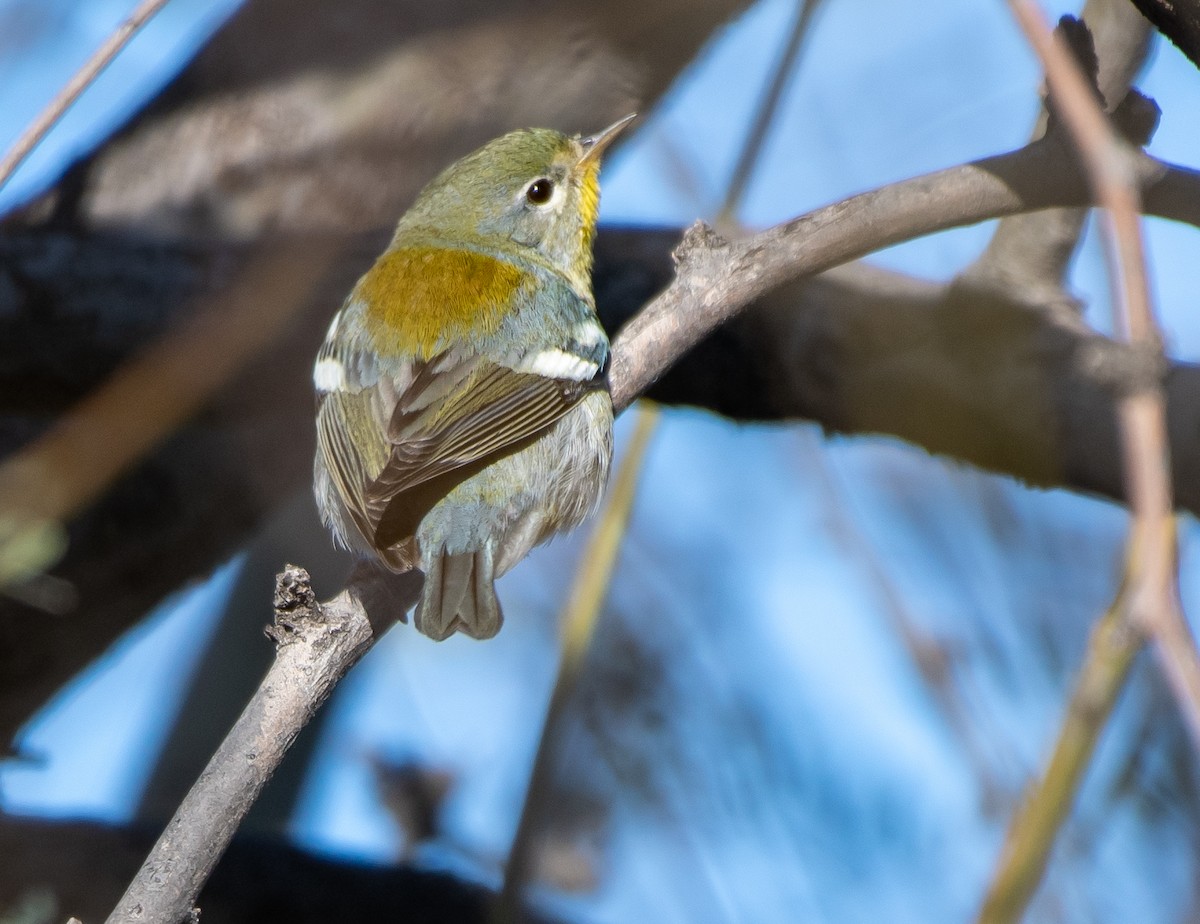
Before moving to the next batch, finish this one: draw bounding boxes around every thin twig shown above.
[975,6,1196,922]
[977,588,1142,922]
[493,403,661,923]
[0,0,172,194]
[968,0,1152,302]
[1010,1,1200,743]
[715,0,825,228]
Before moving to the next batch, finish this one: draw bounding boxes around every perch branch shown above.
[11,110,1200,753]
[608,138,1199,412]
[103,566,407,924]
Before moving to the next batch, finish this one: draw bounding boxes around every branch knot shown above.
[267,564,319,644]
[672,220,728,269]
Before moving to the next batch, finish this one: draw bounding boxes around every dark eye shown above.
[526,178,555,205]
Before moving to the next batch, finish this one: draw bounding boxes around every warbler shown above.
[313,115,634,641]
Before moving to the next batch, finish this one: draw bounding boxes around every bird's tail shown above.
[414,546,503,641]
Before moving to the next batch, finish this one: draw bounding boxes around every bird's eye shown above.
[525,178,555,206]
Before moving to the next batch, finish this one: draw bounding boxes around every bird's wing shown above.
[366,348,604,550]
[314,330,400,556]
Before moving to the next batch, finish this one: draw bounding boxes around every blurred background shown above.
[1,0,1199,921]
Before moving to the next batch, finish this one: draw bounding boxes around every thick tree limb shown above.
[1127,0,1200,71]
[70,0,752,236]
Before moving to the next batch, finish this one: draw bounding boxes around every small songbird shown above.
[313,116,633,641]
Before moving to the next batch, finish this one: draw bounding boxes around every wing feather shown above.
[368,353,602,547]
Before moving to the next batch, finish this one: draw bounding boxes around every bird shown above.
[313,115,634,641]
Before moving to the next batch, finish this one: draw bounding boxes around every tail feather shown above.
[414,547,503,641]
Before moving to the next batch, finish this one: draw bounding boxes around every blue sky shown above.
[2,2,1199,922]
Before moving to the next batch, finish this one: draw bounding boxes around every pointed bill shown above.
[577,113,637,167]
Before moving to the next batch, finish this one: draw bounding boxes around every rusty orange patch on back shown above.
[357,246,526,357]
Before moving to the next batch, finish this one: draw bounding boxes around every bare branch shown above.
[51,82,1200,918]
[976,6,1196,922]
[977,593,1141,923]
[104,411,659,924]
[104,565,416,924]
[1126,0,1200,72]
[1014,4,1200,744]
[7,131,1200,754]
[608,134,1199,412]
[715,0,825,227]
[967,0,1152,306]
[0,0,171,196]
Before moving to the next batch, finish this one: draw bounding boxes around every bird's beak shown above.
[577,113,637,167]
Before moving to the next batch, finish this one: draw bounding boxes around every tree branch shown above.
[977,592,1141,922]
[978,7,1193,921]
[104,565,415,924]
[98,125,1200,922]
[608,135,1199,410]
[0,0,172,195]
[966,0,1152,306]
[1021,5,1200,741]
[1127,0,1200,72]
